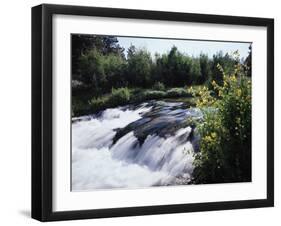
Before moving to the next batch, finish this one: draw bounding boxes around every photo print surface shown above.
[71,34,252,191]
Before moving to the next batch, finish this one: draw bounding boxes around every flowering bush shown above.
[189,60,252,184]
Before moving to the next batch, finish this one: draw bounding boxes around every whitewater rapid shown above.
[72,102,199,191]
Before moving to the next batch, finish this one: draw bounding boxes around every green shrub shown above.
[143,90,166,99]
[167,88,191,97]
[72,99,92,117]
[190,61,251,184]
[89,96,109,112]
[108,87,131,106]
[152,82,165,91]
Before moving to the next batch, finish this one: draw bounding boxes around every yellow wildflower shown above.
[236,89,242,97]
[229,75,237,82]
[211,132,217,139]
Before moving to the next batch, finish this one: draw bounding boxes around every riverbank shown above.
[72,87,198,117]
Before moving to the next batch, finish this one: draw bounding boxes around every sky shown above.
[117,36,251,59]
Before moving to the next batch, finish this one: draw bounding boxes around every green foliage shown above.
[78,49,106,92]
[166,88,191,98]
[103,54,127,89]
[72,98,92,117]
[71,34,252,117]
[89,96,109,112]
[78,49,127,94]
[211,51,236,86]
[73,86,195,116]
[155,46,194,86]
[190,59,252,184]
[109,87,131,105]
[190,58,201,84]
[72,35,125,78]
[198,54,211,84]
[73,35,251,94]
[244,45,252,77]
[152,82,165,91]
[127,47,153,87]
[142,90,166,99]
[88,87,131,113]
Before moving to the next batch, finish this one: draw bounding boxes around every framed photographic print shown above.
[32,4,274,221]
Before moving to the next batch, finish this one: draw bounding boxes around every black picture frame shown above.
[32,3,274,222]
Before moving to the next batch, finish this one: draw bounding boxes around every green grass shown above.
[72,86,197,117]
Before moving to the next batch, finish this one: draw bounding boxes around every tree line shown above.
[72,35,251,97]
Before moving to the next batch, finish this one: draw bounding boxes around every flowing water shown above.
[72,101,202,191]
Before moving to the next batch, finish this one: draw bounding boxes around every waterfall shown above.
[72,102,200,191]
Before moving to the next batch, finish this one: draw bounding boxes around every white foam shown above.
[72,105,194,191]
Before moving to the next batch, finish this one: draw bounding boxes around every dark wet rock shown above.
[191,128,201,153]
[113,101,202,146]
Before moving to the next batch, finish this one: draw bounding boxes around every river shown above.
[72,100,202,191]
